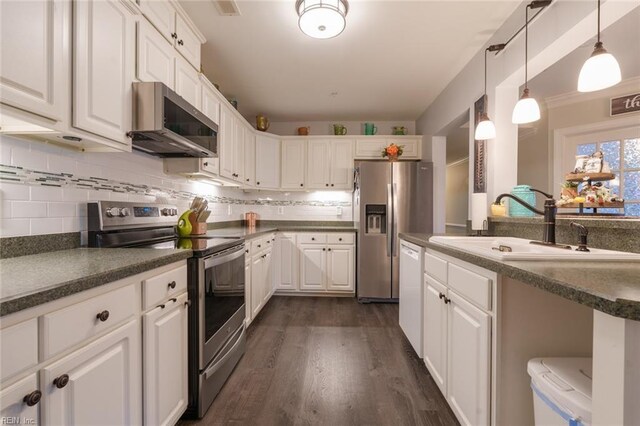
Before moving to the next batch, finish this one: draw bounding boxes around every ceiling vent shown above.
[213,0,241,16]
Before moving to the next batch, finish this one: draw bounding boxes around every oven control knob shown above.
[171,208,178,216]
[119,208,131,217]
[161,208,170,216]
[105,207,120,218]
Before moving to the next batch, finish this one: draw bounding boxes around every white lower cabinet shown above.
[299,244,327,291]
[143,292,188,426]
[251,253,265,319]
[248,234,276,323]
[274,234,298,291]
[423,252,493,426]
[41,319,142,425]
[297,234,355,293]
[0,373,41,425]
[326,245,354,291]
[245,257,252,324]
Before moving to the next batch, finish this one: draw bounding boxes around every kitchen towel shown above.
[471,192,488,231]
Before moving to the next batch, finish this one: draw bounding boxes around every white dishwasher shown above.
[399,239,424,357]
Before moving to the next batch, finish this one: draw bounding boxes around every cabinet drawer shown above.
[0,319,38,381]
[448,263,492,311]
[41,283,138,359]
[327,233,354,244]
[298,233,327,244]
[425,252,447,283]
[143,264,187,310]
[251,237,267,253]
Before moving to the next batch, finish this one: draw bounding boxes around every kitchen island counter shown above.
[0,248,191,317]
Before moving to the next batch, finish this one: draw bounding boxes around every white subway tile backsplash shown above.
[63,187,90,202]
[31,218,64,235]
[48,202,77,217]
[0,183,30,201]
[11,146,48,171]
[63,216,87,233]
[1,201,12,218]
[30,185,64,201]
[47,154,77,175]
[12,201,47,218]
[0,218,30,237]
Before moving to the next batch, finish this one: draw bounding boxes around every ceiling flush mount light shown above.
[577,0,621,92]
[512,1,551,125]
[475,44,506,140]
[296,0,349,39]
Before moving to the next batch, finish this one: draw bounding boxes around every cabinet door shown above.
[299,244,326,291]
[447,291,491,426]
[219,106,235,180]
[174,13,201,70]
[326,245,354,291]
[281,139,307,189]
[423,276,448,395]
[0,373,41,425]
[255,135,281,189]
[263,251,273,304]
[354,138,385,159]
[275,234,298,291]
[138,0,175,43]
[73,0,134,144]
[250,255,264,319]
[174,55,201,108]
[41,319,141,425]
[143,293,188,426]
[233,121,245,182]
[244,131,256,187]
[0,0,68,121]
[201,79,221,125]
[330,139,354,189]
[136,19,175,89]
[387,137,421,159]
[245,260,252,324]
[306,140,331,189]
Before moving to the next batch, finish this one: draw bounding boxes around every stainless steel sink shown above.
[428,236,640,261]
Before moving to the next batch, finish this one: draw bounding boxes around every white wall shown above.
[446,159,469,226]
[268,120,415,136]
[0,135,352,239]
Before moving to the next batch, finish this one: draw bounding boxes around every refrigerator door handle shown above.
[393,183,398,256]
[387,183,392,257]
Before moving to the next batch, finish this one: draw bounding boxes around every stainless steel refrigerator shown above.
[355,161,433,301]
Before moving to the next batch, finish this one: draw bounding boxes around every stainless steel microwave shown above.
[130,82,218,158]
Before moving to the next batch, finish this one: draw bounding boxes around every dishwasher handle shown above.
[400,244,419,260]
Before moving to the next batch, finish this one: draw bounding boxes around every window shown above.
[575,138,640,216]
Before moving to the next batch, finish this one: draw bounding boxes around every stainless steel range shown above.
[88,201,246,419]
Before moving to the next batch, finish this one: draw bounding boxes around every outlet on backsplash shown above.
[278,206,284,215]
[227,205,232,216]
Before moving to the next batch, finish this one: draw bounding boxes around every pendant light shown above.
[577,0,621,92]
[296,0,349,39]
[512,1,551,125]
[475,44,506,140]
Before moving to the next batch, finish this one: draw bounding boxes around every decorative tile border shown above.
[0,164,351,207]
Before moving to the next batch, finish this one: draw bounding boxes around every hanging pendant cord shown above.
[597,0,601,44]
[525,5,529,90]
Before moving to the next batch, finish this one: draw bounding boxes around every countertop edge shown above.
[0,250,192,317]
[399,233,640,321]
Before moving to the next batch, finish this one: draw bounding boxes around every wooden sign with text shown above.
[611,93,640,116]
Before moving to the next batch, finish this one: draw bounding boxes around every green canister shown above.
[509,185,536,217]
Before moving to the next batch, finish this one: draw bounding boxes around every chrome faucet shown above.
[493,188,570,249]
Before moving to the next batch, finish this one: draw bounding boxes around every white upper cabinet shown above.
[354,136,422,160]
[233,120,245,182]
[306,139,331,189]
[281,139,307,189]
[136,19,176,89]
[73,0,135,144]
[200,76,221,125]
[0,0,68,121]
[139,0,203,70]
[244,131,256,187]
[307,139,353,189]
[174,55,201,109]
[255,134,281,189]
[330,139,354,189]
[219,105,235,180]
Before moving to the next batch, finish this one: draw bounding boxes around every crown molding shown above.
[544,76,640,110]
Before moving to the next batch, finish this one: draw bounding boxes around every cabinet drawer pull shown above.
[339,237,342,241]
[157,304,166,309]
[169,298,177,303]
[438,293,445,300]
[171,32,177,39]
[96,310,110,322]
[168,281,177,289]
[53,374,69,389]
[257,244,261,248]
[325,183,329,187]
[178,39,184,46]
[443,297,451,304]
[23,390,42,406]
[311,237,315,241]
[184,300,192,307]
[322,248,326,251]
[328,248,332,251]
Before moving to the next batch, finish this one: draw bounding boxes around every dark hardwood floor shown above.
[182,296,459,426]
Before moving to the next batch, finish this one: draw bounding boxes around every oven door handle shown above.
[203,325,246,380]
[203,245,245,269]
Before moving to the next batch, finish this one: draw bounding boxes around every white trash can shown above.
[527,358,592,426]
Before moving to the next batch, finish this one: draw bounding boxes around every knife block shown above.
[188,212,208,235]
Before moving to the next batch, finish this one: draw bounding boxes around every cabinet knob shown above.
[184,300,191,307]
[328,248,332,251]
[257,182,260,185]
[325,184,329,187]
[444,297,451,304]
[169,298,177,303]
[178,39,184,46]
[245,249,249,253]
[204,162,209,166]
[439,293,445,300]
[23,390,42,406]
[53,374,69,389]
[257,244,261,248]
[300,183,303,187]
[331,184,334,187]
[96,310,109,322]
[311,237,315,241]
[246,178,250,182]
[171,32,177,39]
[339,238,342,241]
[168,281,177,289]
[322,248,326,251]
[157,304,166,309]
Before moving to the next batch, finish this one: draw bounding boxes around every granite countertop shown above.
[0,248,192,317]
[400,233,640,321]
[206,225,357,240]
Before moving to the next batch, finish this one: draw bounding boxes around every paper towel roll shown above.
[471,193,488,231]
